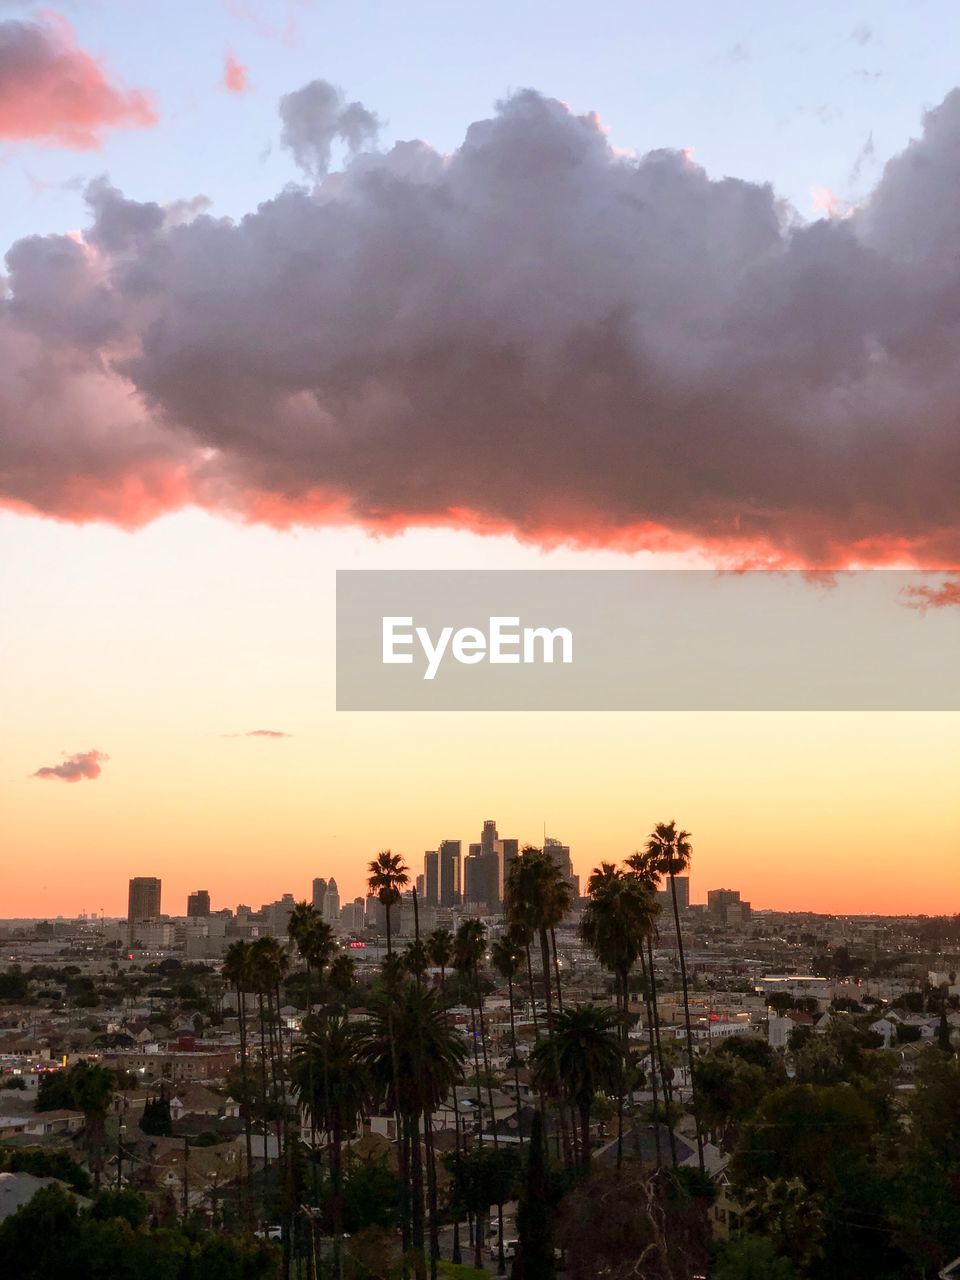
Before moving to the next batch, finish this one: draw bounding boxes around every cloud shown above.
[2,83,960,567]
[279,77,379,175]
[244,729,292,738]
[33,748,109,782]
[902,579,960,611]
[0,14,156,149]
[222,51,249,95]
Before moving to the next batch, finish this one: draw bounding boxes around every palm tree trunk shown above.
[236,979,255,1224]
[424,1109,440,1280]
[256,989,272,1225]
[525,945,539,1035]
[670,872,704,1172]
[451,1102,463,1265]
[646,935,678,1168]
[579,1099,592,1172]
[408,1112,427,1280]
[615,968,626,1172]
[550,925,564,1013]
[303,961,316,1160]
[637,947,663,1170]
[506,972,524,1146]
[385,902,393,957]
[331,1123,345,1280]
[539,926,573,1168]
[475,970,506,1276]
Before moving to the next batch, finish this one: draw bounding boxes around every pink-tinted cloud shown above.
[245,729,292,738]
[0,14,156,149]
[222,51,249,95]
[902,579,960,611]
[33,749,109,782]
[3,82,960,568]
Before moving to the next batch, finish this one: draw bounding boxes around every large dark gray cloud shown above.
[2,82,960,566]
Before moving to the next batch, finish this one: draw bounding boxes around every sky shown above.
[1,1,959,917]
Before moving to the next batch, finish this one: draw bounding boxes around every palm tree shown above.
[491,931,525,1147]
[223,939,255,1218]
[367,850,409,957]
[250,932,291,1231]
[531,1005,621,1172]
[426,927,454,989]
[358,981,467,1280]
[455,918,507,1271]
[328,952,356,1014]
[580,864,655,1169]
[646,820,704,1172]
[72,1063,116,1190]
[291,1016,369,1277]
[625,847,676,1167]
[403,938,430,988]
[287,904,335,1162]
[505,848,574,1165]
[505,848,573,1037]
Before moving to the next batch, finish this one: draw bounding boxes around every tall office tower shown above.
[323,878,341,923]
[128,877,161,943]
[312,878,327,913]
[439,839,462,907]
[500,838,519,889]
[186,889,210,918]
[416,873,425,898]
[671,876,690,911]
[544,836,580,896]
[340,899,364,931]
[423,850,439,906]
[268,893,297,936]
[480,819,498,851]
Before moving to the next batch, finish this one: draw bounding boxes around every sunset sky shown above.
[1,2,959,917]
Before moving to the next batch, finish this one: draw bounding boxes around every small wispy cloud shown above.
[225,729,293,738]
[902,579,960,612]
[33,748,109,782]
[222,50,249,94]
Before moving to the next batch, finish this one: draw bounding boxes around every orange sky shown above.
[2,510,958,919]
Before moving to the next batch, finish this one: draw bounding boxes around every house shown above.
[869,1016,900,1049]
[0,1171,90,1223]
[168,1084,224,1122]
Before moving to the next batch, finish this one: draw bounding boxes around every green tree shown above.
[713,1235,799,1280]
[427,928,454,988]
[732,1083,874,1198]
[580,863,659,1168]
[358,981,467,1280]
[328,952,356,1014]
[291,1015,370,1275]
[531,1004,622,1172]
[367,850,409,957]
[222,938,256,1219]
[512,1110,555,1280]
[644,821,704,1171]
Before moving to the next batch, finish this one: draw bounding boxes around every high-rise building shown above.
[128,877,161,943]
[266,893,296,936]
[501,838,519,890]
[706,887,750,925]
[544,836,579,896]
[340,899,365,931]
[186,889,210,918]
[439,839,461,907]
[323,878,341,924]
[312,878,327,913]
[423,851,439,906]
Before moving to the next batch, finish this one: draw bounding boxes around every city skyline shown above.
[1,3,958,925]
